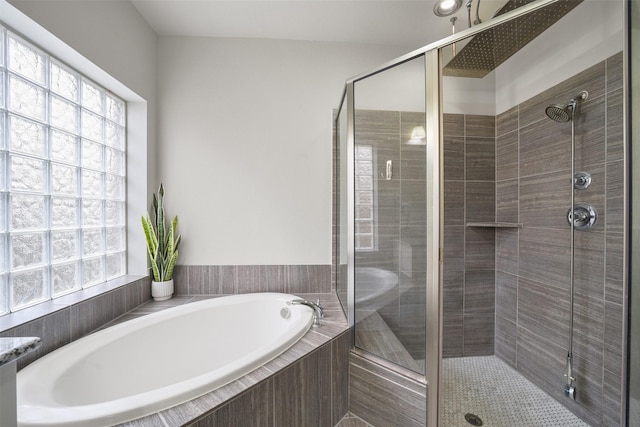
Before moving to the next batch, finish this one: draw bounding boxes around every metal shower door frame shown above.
[424,49,442,427]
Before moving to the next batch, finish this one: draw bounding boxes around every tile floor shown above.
[335,412,375,427]
[338,355,591,426]
[441,356,589,426]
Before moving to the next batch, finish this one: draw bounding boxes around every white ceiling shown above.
[130,0,509,50]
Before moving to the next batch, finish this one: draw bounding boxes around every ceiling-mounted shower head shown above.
[545,90,589,122]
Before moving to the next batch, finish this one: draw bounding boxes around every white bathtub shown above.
[17,293,314,427]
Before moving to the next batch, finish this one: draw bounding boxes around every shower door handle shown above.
[385,160,393,180]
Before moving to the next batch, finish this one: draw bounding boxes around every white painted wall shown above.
[354,55,426,112]
[157,36,405,265]
[443,73,497,115]
[4,0,158,274]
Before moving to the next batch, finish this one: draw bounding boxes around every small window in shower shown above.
[355,144,376,251]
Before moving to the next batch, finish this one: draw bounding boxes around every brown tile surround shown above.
[443,113,496,358]
[493,52,625,425]
[349,352,427,427]
[439,52,625,426]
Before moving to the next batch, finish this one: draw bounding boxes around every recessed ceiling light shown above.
[433,0,463,17]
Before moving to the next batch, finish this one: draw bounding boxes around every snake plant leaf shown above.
[168,216,181,251]
[150,259,161,283]
[141,215,158,255]
[152,192,158,218]
[165,250,178,284]
[142,184,180,282]
[156,185,165,259]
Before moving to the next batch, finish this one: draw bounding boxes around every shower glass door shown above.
[352,55,427,375]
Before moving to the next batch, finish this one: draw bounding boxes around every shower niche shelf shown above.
[442,0,583,78]
[466,222,522,228]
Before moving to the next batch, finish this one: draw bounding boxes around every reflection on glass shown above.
[353,55,427,375]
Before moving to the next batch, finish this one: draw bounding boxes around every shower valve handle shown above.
[567,203,597,231]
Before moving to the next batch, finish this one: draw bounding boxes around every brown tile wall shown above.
[187,330,351,427]
[494,52,625,426]
[349,352,427,427]
[172,264,332,295]
[442,113,496,357]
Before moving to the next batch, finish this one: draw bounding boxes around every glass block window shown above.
[0,27,127,315]
[355,144,376,251]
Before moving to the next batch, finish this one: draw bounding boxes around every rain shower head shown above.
[545,90,589,122]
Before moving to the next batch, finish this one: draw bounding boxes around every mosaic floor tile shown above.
[442,356,589,427]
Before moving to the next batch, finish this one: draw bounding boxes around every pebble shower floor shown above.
[442,356,589,426]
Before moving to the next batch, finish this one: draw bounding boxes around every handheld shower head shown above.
[545,90,589,122]
[546,104,572,122]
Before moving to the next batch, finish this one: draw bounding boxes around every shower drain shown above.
[464,413,483,426]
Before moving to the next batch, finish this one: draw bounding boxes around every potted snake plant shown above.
[141,184,181,301]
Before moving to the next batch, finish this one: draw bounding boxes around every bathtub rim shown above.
[16,292,316,427]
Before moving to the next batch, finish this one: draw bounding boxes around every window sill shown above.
[0,275,149,334]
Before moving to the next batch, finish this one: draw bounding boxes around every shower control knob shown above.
[574,172,592,190]
[567,203,597,231]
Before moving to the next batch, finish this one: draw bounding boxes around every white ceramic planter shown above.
[151,279,174,301]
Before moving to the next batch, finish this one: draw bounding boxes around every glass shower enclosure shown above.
[335,50,440,424]
[351,56,429,375]
[335,0,628,425]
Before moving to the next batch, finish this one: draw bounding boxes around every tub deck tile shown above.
[313,319,351,340]
[157,399,206,426]
[263,336,319,373]
[116,413,166,427]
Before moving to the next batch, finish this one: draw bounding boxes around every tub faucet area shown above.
[288,299,324,327]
